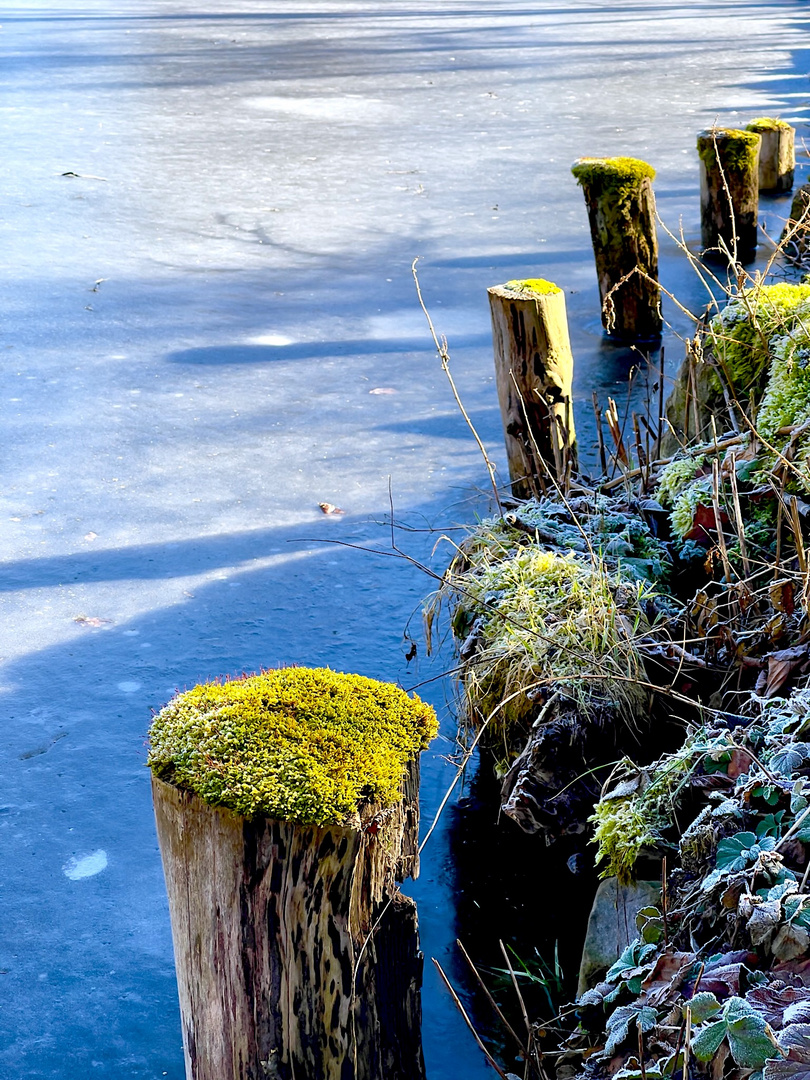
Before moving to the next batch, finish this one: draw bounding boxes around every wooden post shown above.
[149,669,436,1080]
[697,127,761,262]
[782,181,810,255]
[571,156,661,342]
[488,278,577,498]
[746,118,795,193]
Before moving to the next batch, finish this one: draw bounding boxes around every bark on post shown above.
[697,128,761,262]
[746,118,794,193]
[148,669,436,1080]
[571,156,661,342]
[488,278,577,498]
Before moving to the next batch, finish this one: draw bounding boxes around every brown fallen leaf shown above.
[319,503,345,515]
[765,645,810,697]
[73,615,111,627]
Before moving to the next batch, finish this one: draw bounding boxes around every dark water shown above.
[1,2,809,1076]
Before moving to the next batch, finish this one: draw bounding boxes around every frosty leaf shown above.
[771,745,810,777]
[726,1009,778,1068]
[763,1061,810,1080]
[746,985,810,1028]
[636,906,665,945]
[686,992,722,1023]
[692,1019,728,1061]
[773,923,810,963]
[757,813,786,839]
[606,940,658,983]
[783,1003,810,1026]
[717,832,764,871]
[778,1023,810,1062]
[604,1005,658,1055]
[748,900,782,946]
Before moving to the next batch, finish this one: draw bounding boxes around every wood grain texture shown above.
[488,284,577,498]
[152,755,425,1080]
[757,126,794,193]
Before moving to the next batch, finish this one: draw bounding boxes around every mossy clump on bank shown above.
[697,128,760,174]
[503,278,562,297]
[445,536,652,743]
[148,667,438,825]
[571,156,656,206]
[746,117,792,133]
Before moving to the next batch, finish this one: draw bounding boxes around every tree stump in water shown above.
[746,118,794,193]
[488,278,577,498]
[571,156,661,342]
[148,668,436,1080]
[697,128,761,262]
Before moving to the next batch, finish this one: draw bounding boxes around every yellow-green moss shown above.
[746,117,792,133]
[697,128,760,174]
[147,667,438,825]
[571,156,656,205]
[707,282,810,401]
[504,278,562,296]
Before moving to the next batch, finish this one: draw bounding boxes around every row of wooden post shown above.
[490,118,799,497]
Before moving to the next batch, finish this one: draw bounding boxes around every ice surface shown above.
[1,1,809,1076]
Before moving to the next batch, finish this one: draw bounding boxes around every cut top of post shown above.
[148,666,437,827]
[571,156,656,201]
[502,277,563,297]
[746,117,793,133]
[696,128,761,173]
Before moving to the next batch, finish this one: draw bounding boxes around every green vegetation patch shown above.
[148,666,438,825]
[746,117,792,133]
[571,156,656,206]
[445,532,652,745]
[504,278,562,296]
[697,128,760,174]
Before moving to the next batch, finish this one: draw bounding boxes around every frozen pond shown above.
[2,1,809,1076]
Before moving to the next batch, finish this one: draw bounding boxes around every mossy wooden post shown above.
[149,668,437,1080]
[570,157,661,341]
[697,128,761,262]
[782,181,810,255]
[746,118,794,193]
[488,278,577,497]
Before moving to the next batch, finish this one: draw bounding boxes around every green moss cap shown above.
[503,278,561,296]
[148,667,438,825]
[746,117,792,133]
[697,129,760,172]
[571,156,656,186]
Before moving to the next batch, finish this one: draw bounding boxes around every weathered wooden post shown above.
[746,117,795,193]
[149,666,437,1080]
[570,156,661,341]
[488,278,577,498]
[697,127,761,262]
[782,181,810,255]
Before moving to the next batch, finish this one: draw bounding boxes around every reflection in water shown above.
[444,756,599,1068]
